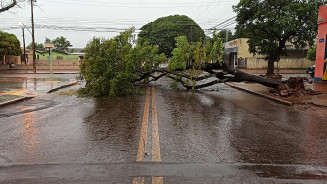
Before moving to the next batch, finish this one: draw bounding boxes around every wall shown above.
[246,58,315,69]
[35,59,80,66]
[14,65,80,70]
[0,59,80,70]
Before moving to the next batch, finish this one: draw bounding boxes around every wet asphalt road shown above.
[0,77,327,183]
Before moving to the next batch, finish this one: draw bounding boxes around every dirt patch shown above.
[270,77,320,97]
[293,103,327,120]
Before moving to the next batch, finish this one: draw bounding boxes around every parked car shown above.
[306,64,315,77]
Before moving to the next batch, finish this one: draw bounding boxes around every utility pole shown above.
[22,28,26,64]
[225,29,229,43]
[31,0,36,73]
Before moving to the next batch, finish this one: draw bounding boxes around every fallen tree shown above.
[0,0,17,13]
[79,28,314,97]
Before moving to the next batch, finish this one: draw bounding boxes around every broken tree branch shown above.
[0,0,17,13]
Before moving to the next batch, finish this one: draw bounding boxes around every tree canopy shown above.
[138,15,205,57]
[48,36,72,52]
[233,0,321,75]
[217,29,235,43]
[307,44,316,61]
[0,31,21,58]
[27,42,45,51]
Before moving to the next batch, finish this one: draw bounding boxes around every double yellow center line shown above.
[133,87,163,184]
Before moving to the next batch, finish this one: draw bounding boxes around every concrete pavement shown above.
[0,72,79,107]
[225,81,327,107]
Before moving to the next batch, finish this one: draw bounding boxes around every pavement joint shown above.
[224,82,293,106]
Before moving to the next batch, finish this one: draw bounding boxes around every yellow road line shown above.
[132,177,144,184]
[134,87,163,184]
[151,87,161,162]
[152,177,163,184]
[136,87,151,162]
[1,90,29,96]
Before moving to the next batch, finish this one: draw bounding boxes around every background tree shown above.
[52,36,72,52]
[138,15,205,57]
[0,0,17,13]
[0,31,21,59]
[233,0,321,76]
[217,29,234,43]
[27,42,45,51]
[45,37,52,43]
[307,44,317,61]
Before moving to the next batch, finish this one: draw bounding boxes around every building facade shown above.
[223,38,314,70]
[316,5,327,81]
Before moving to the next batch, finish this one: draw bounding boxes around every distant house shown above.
[223,38,314,69]
[35,49,85,60]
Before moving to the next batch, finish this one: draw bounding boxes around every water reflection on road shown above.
[1,83,327,182]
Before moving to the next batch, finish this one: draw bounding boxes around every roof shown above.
[69,52,85,55]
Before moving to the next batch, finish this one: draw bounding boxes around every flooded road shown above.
[0,74,77,104]
[0,79,327,183]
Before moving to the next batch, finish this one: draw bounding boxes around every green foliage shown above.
[51,36,72,52]
[169,36,190,70]
[169,33,224,90]
[27,42,45,50]
[138,15,205,57]
[45,37,51,43]
[170,80,179,90]
[307,44,316,61]
[233,0,321,74]
[208,32,224,65]
[169,33,224,71]
[217,29,234,43]
[0,31,22,58]
[80,28,166,97]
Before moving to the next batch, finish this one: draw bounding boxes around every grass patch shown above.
[58,89,79,96]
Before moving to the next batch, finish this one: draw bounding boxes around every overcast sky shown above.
[0,0,239,48]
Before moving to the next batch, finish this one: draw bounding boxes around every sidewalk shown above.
[0,69,79,74]
[0,72,78,107]
[239,69,307,74]
[225,82,327,107]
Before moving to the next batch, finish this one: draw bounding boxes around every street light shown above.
[18,20,27,65]
[18,21,32,65]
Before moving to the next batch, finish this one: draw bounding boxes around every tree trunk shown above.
[236,71,283,88]
[267,60,274,76]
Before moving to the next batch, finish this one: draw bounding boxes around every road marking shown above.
[136,87,151,162]
[152,177,163,184]
[132,177,144,184]
[0,81,59,96]
[134,87,163,184]
[151,88,161,162]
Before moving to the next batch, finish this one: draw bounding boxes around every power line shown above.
[43,0,234,9]
[207,16,236,30]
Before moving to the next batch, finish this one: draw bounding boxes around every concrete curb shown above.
[1,72,79,74]
[0,96,35,108]
[0,81,78,108]
[225,83,293,106]
[47,81,79,93]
